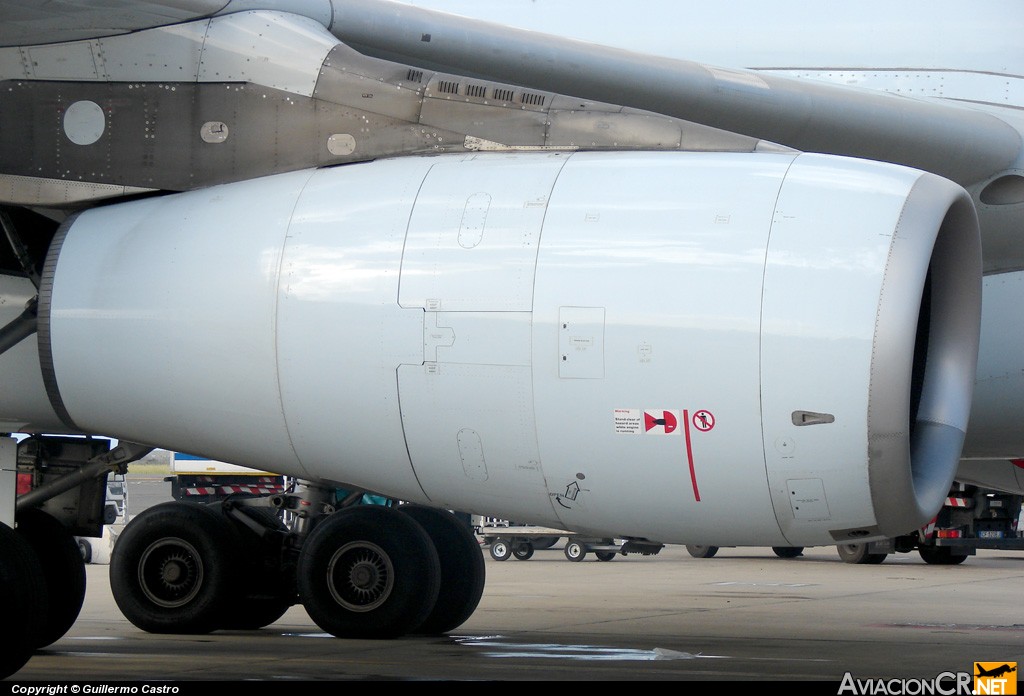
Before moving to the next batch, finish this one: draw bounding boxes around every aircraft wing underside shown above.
[1,0,1021,271]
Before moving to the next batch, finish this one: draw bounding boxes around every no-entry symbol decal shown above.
[692,409,715,432]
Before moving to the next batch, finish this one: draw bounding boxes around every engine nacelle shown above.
[963,270,1024,459]
[955,459,1024,496]
[32,151,980,545]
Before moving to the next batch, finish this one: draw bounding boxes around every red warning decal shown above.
[692,409,715,432]
[644,410,679,435]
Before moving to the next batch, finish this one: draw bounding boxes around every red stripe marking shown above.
[683,408,701,502]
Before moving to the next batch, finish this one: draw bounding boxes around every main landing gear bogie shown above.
[0,507,89,680]
[0,522,48,679]
[109,497,486,642]
[16,508,88,648]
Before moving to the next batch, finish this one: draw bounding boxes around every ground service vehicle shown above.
[687,483,1024,564]
[476,519,664,562]
[168,452,286,504]
[836,483,1024,565]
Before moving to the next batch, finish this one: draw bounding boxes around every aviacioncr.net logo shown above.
[974,662,1017,695]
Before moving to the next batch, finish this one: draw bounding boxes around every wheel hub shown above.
[349,559,381,590]
[160,555,189,585]
[327,541,395,612]
[138,537,203,608]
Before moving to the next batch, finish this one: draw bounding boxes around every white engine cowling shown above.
[32,151,980,546]
[955,459,1024,495]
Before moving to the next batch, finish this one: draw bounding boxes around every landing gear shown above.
[111,501,240,633]
[16,508,87,648]
[837,542,888,564]
[109,489,487,640]
[77,538,93,564]
[218,504,296,630]
[0,522,47,679]
[398,504,485,634]
[772,546,804,559]
[1,433,157,679]
[685,544,719,558]
[296,505,441,639]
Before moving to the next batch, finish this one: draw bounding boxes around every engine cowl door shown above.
[397,153,568,526]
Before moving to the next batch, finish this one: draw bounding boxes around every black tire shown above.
[219,504,295,630]
[17,508,87,647]
[918,546,969,565]
[686,544,719,558]
[489,539,512,561]
[532,536,559,550]
[222,597,293,631]
[78,538,93,564]
[564,541,586,562]
[0,522,47,679]
[110,501,239,634]
[513,542,534,560]
[399,504,486,635]
[772,546,804,559]
[297,505,441,639]
[595,551,617,562]
[837,542,888,565]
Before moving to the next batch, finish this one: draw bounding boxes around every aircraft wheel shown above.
[219,505,296,630]
[918,546,969,565]
[0,522,47,679]
[297,506,440,639]
[78,538,93,564]
[772,546,804,559]
[399,504,486,634]
[564,540,586,562]
[595,551,617,562]
[837,542,887,564]
[222,597,293,631]
[685,544,719,558]
[512,542,534,560]
[17,508,87,647]
[489,539,512,561]
[110,501,239,634]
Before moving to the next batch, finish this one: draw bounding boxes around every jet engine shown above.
[17,150,980,546]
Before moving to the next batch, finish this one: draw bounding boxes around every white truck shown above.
[167,452,286,503]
